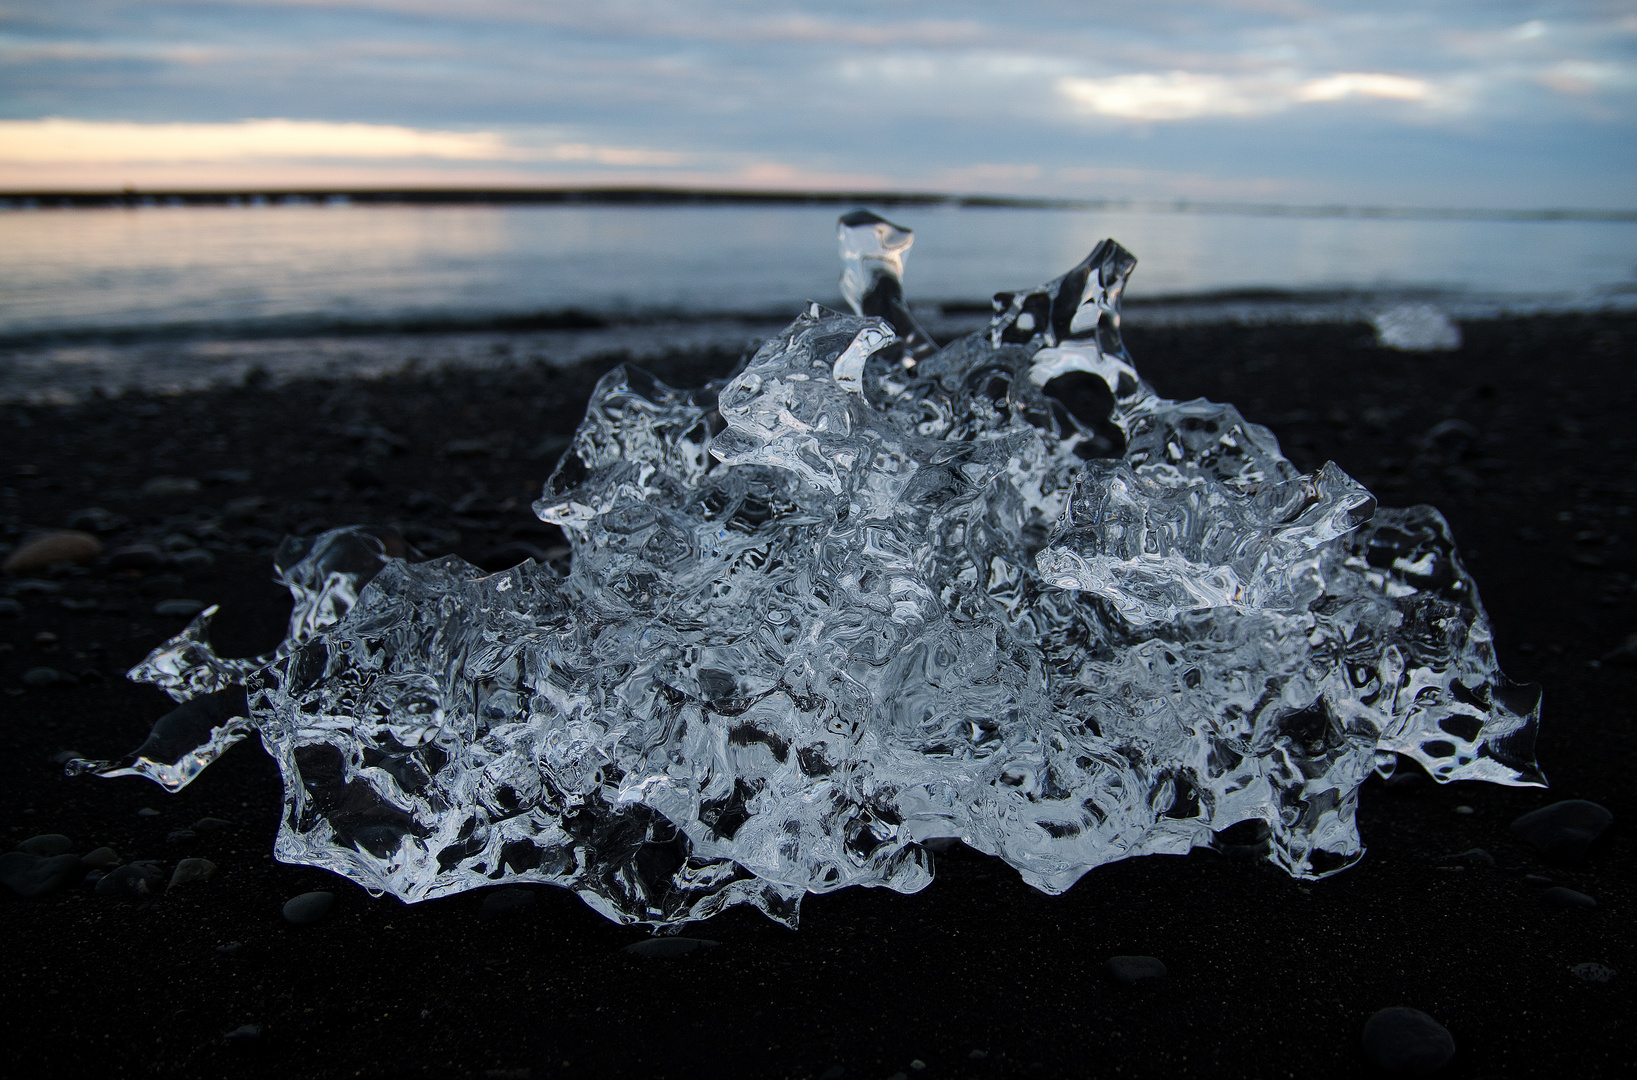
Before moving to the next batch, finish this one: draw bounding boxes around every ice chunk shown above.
[79,214,1541,926]
[1372,304,1462,351]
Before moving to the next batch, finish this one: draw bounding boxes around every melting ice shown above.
[77,213,1543,926]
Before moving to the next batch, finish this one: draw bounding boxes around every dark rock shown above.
[1436,847,1495,868]
[223,496,266,521]
[223,1023,262,1044]
[1105,955,1168,984]
[95,861,165,897]
[10,579,62,595]
[1361,1007,1456,1075]
[65,507,129,533]
[141,476,201,497]
[215,941,242,956]
[1511,800,1613,862]
[477,542,548,572]
[1541,886,1596,908]
[343,464,385,488]
[205,469,253,485]
[0,598,21,617]
[479,887,538,921]
[193,817,233,832]
[1571,962,1616,983]
[136,807,161,817]
[283,890,335,925]
[153,598,208,618]
[106,543,165,571]
[171,548,217,575]
[3,531,103,573]
[168,858,217,888]
[80,847,120,869]
[0,851,85,897]
[166,829,198,844]
[621,937,720,958]
[22,667,71,687]
[16,833,73,856]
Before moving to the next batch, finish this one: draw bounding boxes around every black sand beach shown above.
[2,314,1632,1077]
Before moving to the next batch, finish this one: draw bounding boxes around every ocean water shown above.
[1,202,1634,400]
[4,203,1636,339]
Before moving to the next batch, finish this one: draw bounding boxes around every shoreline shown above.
[1,314,1632,1077]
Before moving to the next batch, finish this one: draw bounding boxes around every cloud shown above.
[0,118,684,166]
[1056,70,1431,121]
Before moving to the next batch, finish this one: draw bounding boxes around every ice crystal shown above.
[78,213,1543,926]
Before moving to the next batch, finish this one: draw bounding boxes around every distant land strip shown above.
[1,186,1633,223]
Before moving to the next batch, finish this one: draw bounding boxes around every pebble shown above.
[1541,886,1596,908]
[16,833,73,856]
[223,1023,262,1044]
[21,666,71,687]
[215,941,242,956]
[141,476,201,497]
[106,543,165,571]
[1436,847,1495,868]
[171,548,217,575]
[1105,955,1168,984]
[1361,1007,1456,1075]
[137,807,161,817]
[1571,962,1617,983]
[478,886,538,921]
[0,598,22,617]
[621,937,720,958]
[94,861,165,897]
[477,541,549,572]
[0,851,85,898]
[153,598,208,618]
[166,829,198,844]
[80,846,120,869]
[283,890,335,925]
[3,531,103,573]
[193,817,233,832]
[64,507,129,533]
[1510,799,1613,862]
[168,857,217,889]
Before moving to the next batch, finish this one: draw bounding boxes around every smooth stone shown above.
[283,890,335,925]
[223,1023,262,1043]
[80,846,120,869]
[171,548,217,574]
[153,598,208,618]
[65,507,129,533]
[168,857,217,889]
[621,937,720,958]
[17,833,73,856]
[1541,886,1596,908]
[1105,955,1168,984]
[0,598,22,616]
[3,531,103,573]
[106,543,165,571]
[22,667,70,687]
[476,541,550,572]
[192,817,233,832]
[478,886,537,921]
[1361,1007,1456,1075]
[141,476,201,497]
[1436,847,1495,868]
[1571,962,1617,983]
[166,829,198,844]
[215,941,242,956]
[0,851,85,898]
[1511,800,1613,862]
[95,861,165,897]
[137,807,160,817]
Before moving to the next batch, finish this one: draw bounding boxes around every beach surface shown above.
[1,314,1632,1078]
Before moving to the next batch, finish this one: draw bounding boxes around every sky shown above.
[1,1,1633,209]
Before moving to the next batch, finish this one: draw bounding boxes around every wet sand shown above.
[1,314,1632,1077]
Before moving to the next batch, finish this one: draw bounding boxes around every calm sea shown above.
[1,202,1634,399]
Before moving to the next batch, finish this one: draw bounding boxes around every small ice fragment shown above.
[1371,304,1461,351]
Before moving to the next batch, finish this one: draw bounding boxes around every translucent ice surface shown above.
[79,214,1542,926]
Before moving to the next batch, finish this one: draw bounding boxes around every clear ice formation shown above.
[78,212,1544,926]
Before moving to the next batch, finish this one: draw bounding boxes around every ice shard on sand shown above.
[78,212,1543,926]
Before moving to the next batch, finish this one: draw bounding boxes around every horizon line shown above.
[2,185,1634,224]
